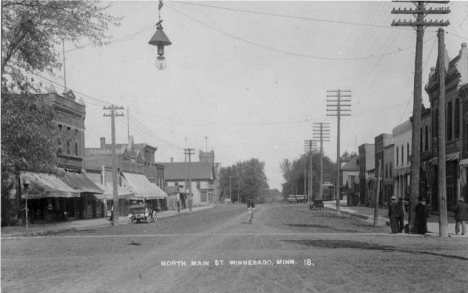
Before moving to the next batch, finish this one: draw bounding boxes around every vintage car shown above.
[128,203,154,224]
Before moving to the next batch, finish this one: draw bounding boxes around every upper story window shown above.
[407,143,410,163]
[396,147,399,166]
[455,98,460,139]
[447,101,453,141]
[401,145,404,164]
[424,125,429,151]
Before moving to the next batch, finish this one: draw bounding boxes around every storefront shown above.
[57,169,104,219]
[121,172,168,212]
[20,172,81,222]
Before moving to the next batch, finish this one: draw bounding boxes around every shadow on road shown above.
[282,239,468,261]
[283,224,358,233]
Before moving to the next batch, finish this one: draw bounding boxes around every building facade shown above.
[426,42,468,211]
[393,120,412,201]
[358,143,375,205]
[375,133,393,207]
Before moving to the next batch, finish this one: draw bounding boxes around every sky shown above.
[33,1,468,191]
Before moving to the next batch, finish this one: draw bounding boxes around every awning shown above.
[20,172,80,199]
[431,152,460,165]
[94,183,134,200]
[58,169,103,194]
[122,172,168,199]
[460,158,468,166]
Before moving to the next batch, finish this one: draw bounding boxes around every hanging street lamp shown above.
[148,1,172,70]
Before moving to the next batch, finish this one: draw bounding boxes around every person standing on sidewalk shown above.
[415,196,429,234]
[388,196,398,234]
[396,198,405,233]
[454,198,468,235]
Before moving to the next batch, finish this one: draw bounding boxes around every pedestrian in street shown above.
[388,196,398,234]
[454,198,468,235]
[396,198,405,233]
[415,196,429,234]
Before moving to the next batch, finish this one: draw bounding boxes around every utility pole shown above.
[437,28,448,237]
[104,104,124,225]
[327,89,352,215]
[184,148,195,212]
[304,140,317,203]
[374,159,382,226]
[237,172,240,203]
[215,163,221,207]
[229,176,233,202]
[313,123,330,201]
[303,154,307,202]
[391,0,450,232]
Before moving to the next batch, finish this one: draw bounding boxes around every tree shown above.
[280,152,336,199]
[1,93,61,225]
[1,0,121,92]
[220,159,269,203]
[341,150,358,161]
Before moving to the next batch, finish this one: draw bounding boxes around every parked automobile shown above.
[128,203,154,224]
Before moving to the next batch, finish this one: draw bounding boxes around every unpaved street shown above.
[2,204,468,293]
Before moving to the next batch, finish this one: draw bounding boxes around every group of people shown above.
[388,195,468,235]
[388,196,431,234]
[388,196,405,233]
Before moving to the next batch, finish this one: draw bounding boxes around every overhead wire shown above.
[165,3,425,61]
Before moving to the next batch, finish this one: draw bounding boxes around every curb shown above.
[324,206,389,224]
[2,205,216,240]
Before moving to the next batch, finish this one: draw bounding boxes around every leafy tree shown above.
[220,158,269,203]
[1,0,121,92]
[1,93,61,225]
[280,151,336,200]
[341,150,358,161]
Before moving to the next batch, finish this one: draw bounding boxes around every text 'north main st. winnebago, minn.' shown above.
[160,259,315,267]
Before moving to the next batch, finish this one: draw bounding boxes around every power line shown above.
[171,1,414,31]
[166,3,427,61]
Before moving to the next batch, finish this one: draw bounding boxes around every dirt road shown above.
[2,204,467,293]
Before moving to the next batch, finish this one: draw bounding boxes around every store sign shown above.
[85,148,113,156]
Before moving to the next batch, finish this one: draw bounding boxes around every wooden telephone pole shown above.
[103,104,124,225]
[184,148,195,212]
[304,140,317,203]
[327,89,352,215]
[391,0,450,232]
[313,122,330,201]
[437,28,448,237]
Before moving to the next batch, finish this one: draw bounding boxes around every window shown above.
[424,125,429,151]
[455,98,460,139]
[407,143,410,163]
[385,163,388,178]
[447,101,453,141]
[401,145,404,164]
[66,140,70,155]
[75,142,78,156]
[396,148,399,166]
[390,163,392,177]
[420,127,423,150]
[197,181,201,189]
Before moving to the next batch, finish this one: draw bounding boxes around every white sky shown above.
[35,1,468,190]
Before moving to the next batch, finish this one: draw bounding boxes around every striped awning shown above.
[20,172,80,199]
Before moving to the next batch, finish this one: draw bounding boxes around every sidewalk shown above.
[323,201,466,238]
[1,204,216,239]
